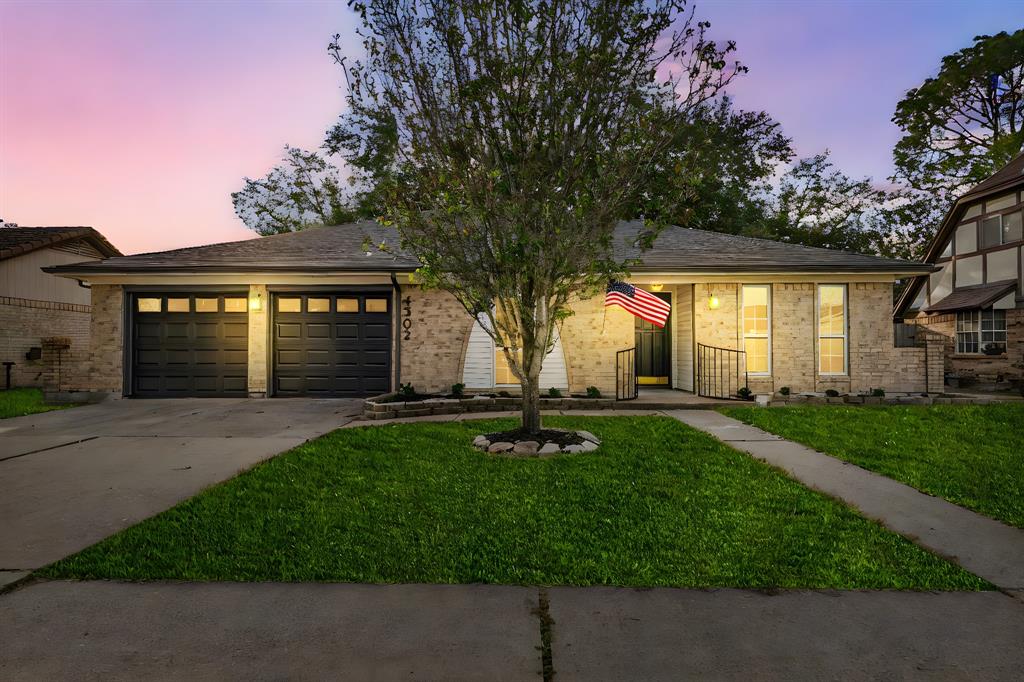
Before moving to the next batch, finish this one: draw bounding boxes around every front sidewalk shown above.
[2,581,1023,680]
[668,410,1024,594]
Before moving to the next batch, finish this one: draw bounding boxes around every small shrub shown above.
[398,383,416,398]
[450,383,465,398]
[871,388,885,397]
[825,389,840,398]
[736,387,752,400]
[586,385,602,399]
[779,386,791,396]
[547,387,562,398]
[498,390,512,398]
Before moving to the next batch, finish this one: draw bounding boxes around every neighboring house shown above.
[45,220,938,401]
[895,153,1024,390]
[0,226,121,389]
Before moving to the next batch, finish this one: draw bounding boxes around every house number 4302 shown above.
[402,296,412,340]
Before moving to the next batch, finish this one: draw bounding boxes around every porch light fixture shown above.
[249,292,263,311]
[649,283,664,292]
[707,294,720,310]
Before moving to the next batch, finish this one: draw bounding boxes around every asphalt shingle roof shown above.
[0,226,121,261]
[924,280,1018,313]
[45,219,934,276]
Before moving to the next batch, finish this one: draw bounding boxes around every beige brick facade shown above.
[559,294,634,395]
[66,278,939,400]
[0,297,90,388]
[247,284,269,397]
[397,287,475,393]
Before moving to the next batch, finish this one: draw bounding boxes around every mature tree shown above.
[648,98,793,234]
[892,29,1024,202]
[232,145,360,235]
[330,0,740,433]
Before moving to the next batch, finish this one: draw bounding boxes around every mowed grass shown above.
[724,404,1024,529]
[42,416,988,589]
[0,388,74,419]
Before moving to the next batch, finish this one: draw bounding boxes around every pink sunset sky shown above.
[0,0,1014,255]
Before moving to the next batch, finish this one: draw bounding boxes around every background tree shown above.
[330,0,740,434]
[892,29,1024,203]
[232,145,360,235]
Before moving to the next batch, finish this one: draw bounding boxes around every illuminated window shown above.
[818,285,847,375]
[224,297,247,313]
[307,297,330,313]
[493,308,520,385]
[166,298,190,313]
[742,285,770,375]
[365,298,388,313]
[195,298,219,313]
[336,298,359,313]
[277,297,301,313]
[137,297,161,313]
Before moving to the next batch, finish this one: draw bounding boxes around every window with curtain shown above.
[742,285,770,375]
[957,309,1006,353]
[818,284,847,374]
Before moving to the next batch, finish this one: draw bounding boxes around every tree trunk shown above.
[521,374,542,435]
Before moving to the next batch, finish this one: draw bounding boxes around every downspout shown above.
[391,272,402,391]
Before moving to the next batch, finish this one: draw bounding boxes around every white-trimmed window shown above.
[741,285,770,375]
[957,309,1006,354]
[818,284,847,375]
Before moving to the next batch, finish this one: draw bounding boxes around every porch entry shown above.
[635,291,671,385]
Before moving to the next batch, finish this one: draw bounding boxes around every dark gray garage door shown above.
[131,293,249,397]
[273,292,392,397]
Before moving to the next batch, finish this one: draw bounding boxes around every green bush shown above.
[871,388,885,397]
[586,386,602,399]
[547,387,562,398]
[450,383,465,398]
[825,389,840,398]
[399,383,416,398]
[779,386,791,396]
[736,387,752,400]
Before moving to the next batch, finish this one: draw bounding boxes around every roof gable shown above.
[0,226,121,261]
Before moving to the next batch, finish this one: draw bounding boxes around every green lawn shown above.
[723,404,1024,529]
[42,416,988,590]
[0,388,73,419]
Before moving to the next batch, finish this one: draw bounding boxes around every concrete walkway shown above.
[0,398,361,574]
[2,581,1023,680]
[667,410,1024,593]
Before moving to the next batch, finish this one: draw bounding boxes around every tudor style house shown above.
[1,226,121,389]
[895,153,1024,390]
[44,220,941,401]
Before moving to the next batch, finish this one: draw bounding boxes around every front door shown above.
[635,292,670,385]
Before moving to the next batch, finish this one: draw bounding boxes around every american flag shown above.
[605,281,671,327]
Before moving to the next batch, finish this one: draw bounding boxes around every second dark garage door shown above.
[272,292,392,397]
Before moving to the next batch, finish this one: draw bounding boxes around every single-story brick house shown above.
[1,226,120,389]
[895,152,1024,390]
[44,220,941,401]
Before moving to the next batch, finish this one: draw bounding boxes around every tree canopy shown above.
[329,0,740,432]
[892,29,1024,202]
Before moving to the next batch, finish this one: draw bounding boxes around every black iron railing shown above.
[696,343,748,399]
[616,347,638,401]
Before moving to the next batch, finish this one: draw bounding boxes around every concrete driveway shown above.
[0,398,361,574]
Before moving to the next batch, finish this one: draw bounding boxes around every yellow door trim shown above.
[637,376,669,385]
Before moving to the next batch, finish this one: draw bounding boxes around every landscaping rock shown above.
[576,430,600,444]
[754,394,771,407]
[538,443,560,455]
[488,442,514,453]
[579,440,599,452]
[472,435,490,447]
[513,441,540,455]
[563,444,584,453]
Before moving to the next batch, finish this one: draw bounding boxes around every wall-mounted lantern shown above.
[649,283,664,292]
[249,291,263,311]
[707,294,720,310]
